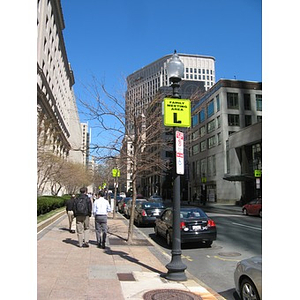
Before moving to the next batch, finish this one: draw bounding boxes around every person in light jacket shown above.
[93,191,111,249]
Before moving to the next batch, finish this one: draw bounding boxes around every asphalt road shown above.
[138,205,262,300]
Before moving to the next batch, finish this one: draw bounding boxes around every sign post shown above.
[164,98,191,281]
[112,168,120,219]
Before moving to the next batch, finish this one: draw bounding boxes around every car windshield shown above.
[143,202,164,208]
[180,208,207,219]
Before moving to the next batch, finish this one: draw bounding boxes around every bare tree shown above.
[77,77,165,243]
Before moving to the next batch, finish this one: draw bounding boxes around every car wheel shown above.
[259,210,262,218]
[242,208,248,215]
[166,232,172,247]
[240,278,260,300]
[205,241,213,247]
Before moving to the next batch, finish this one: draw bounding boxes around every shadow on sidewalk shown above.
[62,238,98,247]
[104,247,164,275]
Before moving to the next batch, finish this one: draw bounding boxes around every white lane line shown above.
[232,222,262,231]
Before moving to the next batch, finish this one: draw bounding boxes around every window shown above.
[208,136,216,149]
[194,68,197,73]
[256,94,262,111]
[186,68,189,72]
[216,94,220,111]
[192,114,198,127]
[207,119,216,133]
[228,114,240,126]
[200,125,206,137]
[199,109,205,123]
[217,132,221,145]
[190,68,193,72]
[192,144,199,155]
[208,155,216,176]
[227,93,239,109]
[245,115,252,127]
[191,130,198,141]
[244,94,251,110]
[216,116,221,128]
[200,140,206,152]
[207,101,214,118]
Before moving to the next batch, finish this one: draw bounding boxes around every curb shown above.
[37,210,66,233]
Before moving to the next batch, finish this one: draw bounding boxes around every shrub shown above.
[37,195,68,216]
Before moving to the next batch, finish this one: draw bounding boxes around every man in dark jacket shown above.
[73,187,92,248]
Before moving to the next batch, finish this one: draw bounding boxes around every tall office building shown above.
[126,53,215,119]
[123,53,214,195]
[37,0,84,194]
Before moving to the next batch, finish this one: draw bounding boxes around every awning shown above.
[223,174,254,182]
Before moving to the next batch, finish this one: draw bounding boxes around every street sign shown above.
[176,131,184,175]
[254,170,262,177]
[164,98,191,127]
[112,168,120,177]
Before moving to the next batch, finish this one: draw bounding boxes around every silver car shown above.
[234,256,262,300]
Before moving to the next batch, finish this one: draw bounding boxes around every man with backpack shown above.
[73,187,92,248]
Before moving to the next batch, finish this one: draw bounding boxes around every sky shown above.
[61,0,262,120]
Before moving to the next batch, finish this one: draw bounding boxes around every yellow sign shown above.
[112,169,120,177]
[164,98,191,127]
[254,170,262,177]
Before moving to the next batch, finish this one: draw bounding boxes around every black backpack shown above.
[75,195,88,216]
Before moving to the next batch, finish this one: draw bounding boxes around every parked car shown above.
[118,197,132,214]
[242,198,262,217]
[148,194,163,201]
[154,206,217,247]
[125,198,148,218]
[134,201,166,226]
[234,256,262,300]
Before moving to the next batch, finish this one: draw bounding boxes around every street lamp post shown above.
[165,51,187,281]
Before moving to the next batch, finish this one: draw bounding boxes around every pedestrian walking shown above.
[73,187,92,248]
[93,191,111,249]
[65,194,76,233]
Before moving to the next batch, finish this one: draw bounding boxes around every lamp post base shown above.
[165,252,187,281]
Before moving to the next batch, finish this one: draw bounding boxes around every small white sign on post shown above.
[176,131,184,175]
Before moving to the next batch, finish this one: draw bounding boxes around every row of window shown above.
[191,155,216,179]
[184,74,214,81]
[186,68,213,75]
[190,117,221,142]
[227,93,262,111]
[190,133,221,156]
[192,93,262,128]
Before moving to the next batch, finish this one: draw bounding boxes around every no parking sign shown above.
[176,131,184,175]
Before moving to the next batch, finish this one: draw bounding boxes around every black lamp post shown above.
[165,51,187,281]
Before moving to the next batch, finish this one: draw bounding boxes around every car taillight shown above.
[208,219,216,227]
[141,210,147,216]
[180,221,186,229]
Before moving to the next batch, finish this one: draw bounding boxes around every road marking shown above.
[206,255,240,262]
[182,254,193,261]
[232,222,262,231]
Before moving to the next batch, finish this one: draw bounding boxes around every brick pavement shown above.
[37,213,224,299]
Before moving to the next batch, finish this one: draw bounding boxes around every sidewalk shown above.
[37,213,225,300]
